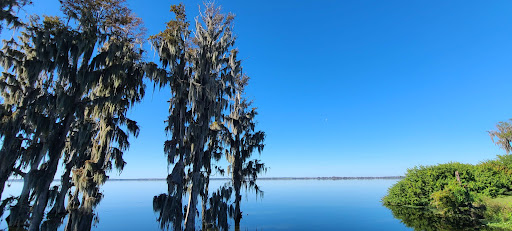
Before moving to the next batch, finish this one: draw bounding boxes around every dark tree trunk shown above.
[65,208,94,231]
[233,154,242,226]
[8,170,34,228]
[233,136,242,226]
[184,119,209,231]
[27,154,60,231]
[9,143,47,228]
[201,168,210,230]
[0,133,21,199]
[64,189,79,231]
[48,163,72,217]
[172,158,185,231]
[184,165,201,231]
[65,190,96,231]
[28,113,73,231]
[53,165,71,215]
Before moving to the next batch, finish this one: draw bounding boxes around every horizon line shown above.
[8,176,404,182]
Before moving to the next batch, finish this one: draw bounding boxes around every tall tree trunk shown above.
[184,117,210,231]
[49,163,72,216]
[9,142,47,228]
[64,189,79,231]
[176,157,186,230]
[232,133,242,227]
[184,165,201,231]
[65,192,95,231]
[233,151,242,226]
[8,186,29,228]
[8,170,33,228]
[66,212,94,231]
[28,113,73,231]
[0,133,21,199]
[28,153,60,231]
[0,173,8,203]
[201,168,210,230]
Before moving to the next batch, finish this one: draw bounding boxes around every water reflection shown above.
[385,205,506,231]
[0,179,455,231]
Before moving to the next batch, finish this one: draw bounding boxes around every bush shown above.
[430,181,473,215]
[470,159,512,197]
[382,162,474,206]
[477,196,512,225]
[383,156,512,207]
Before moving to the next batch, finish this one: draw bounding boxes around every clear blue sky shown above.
[9,0,512,178]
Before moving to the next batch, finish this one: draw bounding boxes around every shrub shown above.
[470,159,512,197]
[383,162,474,206]
[383,156,512,207]
[430,181,473,215]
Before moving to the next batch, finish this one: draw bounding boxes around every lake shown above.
[0,179,474,230]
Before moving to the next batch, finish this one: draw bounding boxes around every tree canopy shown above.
[0,0,147,230]
[149,3,265,231]
[0,1,266,231]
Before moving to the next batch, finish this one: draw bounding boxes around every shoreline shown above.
[7,176,404,182]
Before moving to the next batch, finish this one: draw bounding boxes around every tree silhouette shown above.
[150,3,265,231]
[0,0,146,230]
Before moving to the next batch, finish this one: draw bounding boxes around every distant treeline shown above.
[102,176,404,181]
[256,176,404,180]
[7,176,404,182]
[105,176,404,181]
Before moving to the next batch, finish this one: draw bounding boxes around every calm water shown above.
[1,179,411,230]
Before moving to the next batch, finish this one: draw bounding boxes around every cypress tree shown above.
[150,3,237,230]
[0,0,146,230]
[150,3,265,230]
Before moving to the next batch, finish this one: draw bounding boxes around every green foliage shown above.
[481,196,512,225]
[383,162,474,206]
[383,154,512,230]
[383,156,512,208]
[430,181,474,215]
[471,159,512,197]
[385,118,512,213]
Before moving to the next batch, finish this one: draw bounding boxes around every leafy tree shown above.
[0,0,146,230]
[489,120,512,153]
[179,6,236,230]
[150,3,265,231]
[0,15,62,226]
[149,3,191,231]
[221,70,265,228]
[200,52,265,231]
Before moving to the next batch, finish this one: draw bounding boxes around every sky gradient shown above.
[8,0,512,178]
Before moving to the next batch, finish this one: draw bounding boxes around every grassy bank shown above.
[481,196,512,229]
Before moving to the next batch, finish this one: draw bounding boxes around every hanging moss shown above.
[0,0,147,229]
